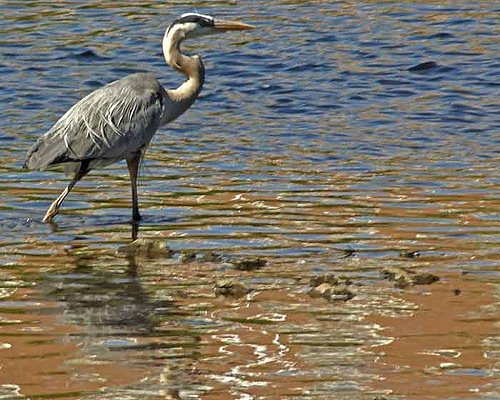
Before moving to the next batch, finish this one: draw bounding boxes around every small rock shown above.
[177,250,197,263]
[382,266,413,288]
[382,266,439,288]
[310,273,339,287]
[198,252,223,262]
[309,273,355,301]
[214,279,251,297]
[453,288,461,296]
[233,257,267,271]
[310,273,352,288]
[176,251,223,263]
[309,283,355,302]
[117,239,173,257]
[412,272,439,285]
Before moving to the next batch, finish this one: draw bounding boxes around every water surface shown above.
[0,1,499,399]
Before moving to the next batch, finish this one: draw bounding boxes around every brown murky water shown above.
[1,1,499,399]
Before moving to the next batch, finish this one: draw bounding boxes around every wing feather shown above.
[24,73,165,171]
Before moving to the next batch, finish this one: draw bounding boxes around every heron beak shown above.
[213,20,255,32]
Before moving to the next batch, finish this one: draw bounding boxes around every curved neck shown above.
[163,27,205,103]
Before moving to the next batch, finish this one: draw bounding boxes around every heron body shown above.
[24,13,253,223]
[25,73,168,174]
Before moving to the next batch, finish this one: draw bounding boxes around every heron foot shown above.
[42,206,59,223]
[132,211,142,222]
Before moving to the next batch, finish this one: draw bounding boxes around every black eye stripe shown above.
[167,13,214,34]
[176,15,214,26]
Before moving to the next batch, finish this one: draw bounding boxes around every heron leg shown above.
[43,168,88,223]
[126,152,142,222]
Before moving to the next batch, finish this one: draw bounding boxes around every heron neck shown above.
[163,29,205,103]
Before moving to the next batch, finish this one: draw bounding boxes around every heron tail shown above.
[24,136,68,171]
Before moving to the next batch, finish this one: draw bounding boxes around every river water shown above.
[0,1,499,399]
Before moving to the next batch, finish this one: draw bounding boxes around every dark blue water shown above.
[0,1,498,399]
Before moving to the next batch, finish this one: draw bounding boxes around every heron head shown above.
[167,12,254,40]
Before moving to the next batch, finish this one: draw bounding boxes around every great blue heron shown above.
[24,12,254,223]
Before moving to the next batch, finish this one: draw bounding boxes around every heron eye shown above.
[199,18,214,27]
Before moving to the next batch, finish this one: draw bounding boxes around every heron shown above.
[24,12,254,223]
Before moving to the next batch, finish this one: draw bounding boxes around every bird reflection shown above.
[41,253,196,348]
[46,262,162,334]
[38,251,210,395]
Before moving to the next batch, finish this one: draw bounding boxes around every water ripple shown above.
[0,1,498,399]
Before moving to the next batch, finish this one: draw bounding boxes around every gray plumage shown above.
[25,73,167,175]
[23,13,253,224]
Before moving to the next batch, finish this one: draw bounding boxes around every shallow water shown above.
[0,1,499,399]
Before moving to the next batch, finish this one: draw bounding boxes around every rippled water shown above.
[0,1,499,399]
